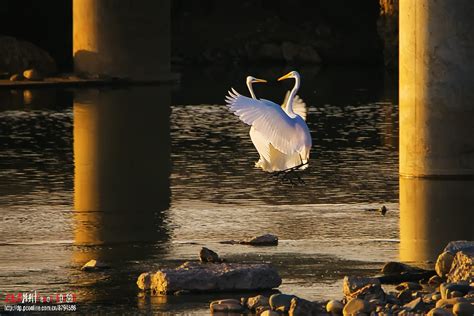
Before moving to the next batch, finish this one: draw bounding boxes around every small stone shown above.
[396,282,423,291]
[380,205,388,216]
[247,295,269,311]
[23,68,43,81]
[436,297,467,309]
[450,291,465,298]
[453,302,474,316]
[404,297,425,312]
[210,299,243,313]
[397,289,414,303]
[260,310,280,316]
[199,247,221,263]
[81,259,110,271]
[289,297,315,316]
[441,282,471,299]
[343,276,381,296]
[269,294,297,312]
[436,252,455,278]
[326,299,344,314]
[256,305,271,314]
[427,307,455,316]
[9,73,24,81]
[241,234,278,246]
[381,261,417,274]
[343,298,370,316]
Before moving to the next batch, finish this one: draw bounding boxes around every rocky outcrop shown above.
[137,261,281,294]
[0,36,56,75]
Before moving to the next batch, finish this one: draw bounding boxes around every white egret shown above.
[226,70,312,172]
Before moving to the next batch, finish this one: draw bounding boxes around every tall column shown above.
[399,0,474,261]
[73,0,171,81]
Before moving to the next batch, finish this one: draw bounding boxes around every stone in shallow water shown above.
[199,247,221,263]
[210,299,244,313]
[241,234,278,246]
[137,261,281,294]
[23,69,43,81]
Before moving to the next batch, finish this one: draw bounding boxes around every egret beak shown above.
[277,72,293,81]
[253,78,267,83]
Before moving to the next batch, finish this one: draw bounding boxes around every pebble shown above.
[429,275,444,286]
[326,299,344,314]
[427,307,455,316]
[432,293,442,301]
[210,299,243,313]
[403,297,425,312]
[23,68,43,81]
[260,310,279,316]
[199,247,221,263]
[343,298,370,316]
[269,294,297,312]
[396,281,423,291]
[452,302,474,316]
[9,73,24,81]
[247,295,269,310]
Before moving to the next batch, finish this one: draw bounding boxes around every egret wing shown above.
[226,89,301,155]
[282,91,307,121]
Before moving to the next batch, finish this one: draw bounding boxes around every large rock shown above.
[269,294,297,312]
[447,250,474,283]
[136,261,281,294]
[0,36,56,75]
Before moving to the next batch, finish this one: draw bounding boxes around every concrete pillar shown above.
[399,0,474,261]
[73,87,171,249]
[73,0,171,81]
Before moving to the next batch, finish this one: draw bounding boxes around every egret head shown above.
[246,76,267,85]
[277,71,300,81]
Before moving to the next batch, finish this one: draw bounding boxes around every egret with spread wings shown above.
[226,71,312,172]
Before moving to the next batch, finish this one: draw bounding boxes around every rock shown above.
[210,299,244,313]
[269,294,297,312]
[23,69,43,81]
[396,282,423,291]
[432,293,442,301]
[397,288,414,303]
[380,205,388,216]
[137,272,153,290]
[450,291,465,298]
[199,247,221,263]
[377,263,436,284]
[403,297,425,312]
[260,310,280,316]
[289,297,317,316]
[0,36,57,75]
[326,299,344,314]
[437,252,456,277]
[436,297,467,309]
[137,261,281,294]
[80,259,110,271]
[440,282,471,299]
[241,234,278,246]
[444,241,474,254]
[427,307,455,316]
[447,250,474,283]
[342,298,370,316]
[256,305,272,314]
[247,295,269,311]
[9,73,24,81]
[343,276,385,301]
[453,302,474,316]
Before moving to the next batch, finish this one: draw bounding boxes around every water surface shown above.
[0,67,399,314]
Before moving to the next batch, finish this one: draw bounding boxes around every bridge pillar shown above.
[399,0,474,261]
[73,0,171,81]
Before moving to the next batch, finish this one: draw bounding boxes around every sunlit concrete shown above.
[73,87,171,252]
[73,0,171,81]
[399,0,474,261]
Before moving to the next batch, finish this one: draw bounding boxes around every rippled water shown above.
[0,67,399,314]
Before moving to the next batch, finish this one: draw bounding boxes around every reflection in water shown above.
[400,177,474,262]
[73,87,171,254]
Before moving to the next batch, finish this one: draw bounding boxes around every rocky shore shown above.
[135,238,473,315]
